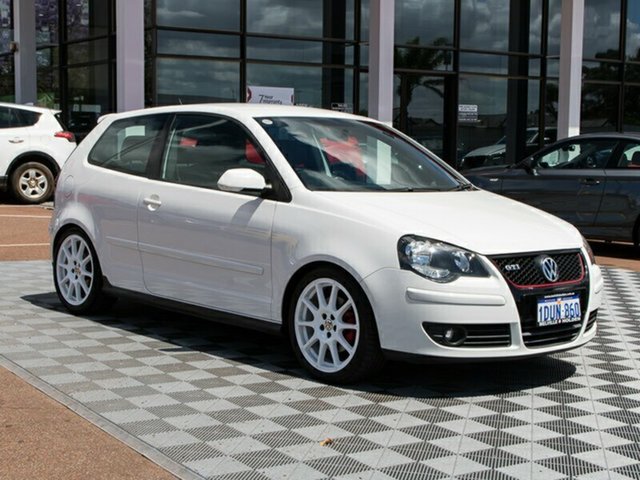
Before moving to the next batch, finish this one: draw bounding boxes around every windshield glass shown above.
[257,117,461,192]
[495,129,541,146]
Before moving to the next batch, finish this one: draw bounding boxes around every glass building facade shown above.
[4,0,640,165]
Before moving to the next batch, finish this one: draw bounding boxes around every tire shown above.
[10,161,55,204]
[288,267,385,384]
[53,228,114,314]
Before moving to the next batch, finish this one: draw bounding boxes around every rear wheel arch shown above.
[8,151,60,179]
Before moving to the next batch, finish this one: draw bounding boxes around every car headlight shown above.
[398,235,489,283]
[582,236,596,265]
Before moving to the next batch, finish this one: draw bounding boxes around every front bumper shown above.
[361,258,603,359]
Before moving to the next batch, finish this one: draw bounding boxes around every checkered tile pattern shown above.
[1,261,640,480]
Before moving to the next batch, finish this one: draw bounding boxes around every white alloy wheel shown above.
[19,167,49,201]
[294,278,361,373]
[55,234,95,306]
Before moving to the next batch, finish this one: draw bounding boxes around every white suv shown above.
[0,103,77,204]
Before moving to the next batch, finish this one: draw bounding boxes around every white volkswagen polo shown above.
[50,104,603,383]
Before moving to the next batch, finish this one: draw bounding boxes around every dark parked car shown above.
[458,127,557,171]
[464,133,640,244]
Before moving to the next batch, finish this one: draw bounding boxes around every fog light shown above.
[443,326,467,346]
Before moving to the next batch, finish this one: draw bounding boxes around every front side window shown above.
[258,116,461,192]
[533,140,617,170]
[88,114,168,175]
[160,114,269,191]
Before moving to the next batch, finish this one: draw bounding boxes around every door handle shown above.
[8,138,24,144]
[143,196,162,210]
[580,178,600,186]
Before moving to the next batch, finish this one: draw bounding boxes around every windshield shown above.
[494,129,539,146]
[257,117,462,192]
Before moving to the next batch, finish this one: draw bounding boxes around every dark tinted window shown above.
[160,114,269,191]
[88,114,168,175]
[0,108,41,128]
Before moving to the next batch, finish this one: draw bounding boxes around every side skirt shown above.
[102,278,283,336]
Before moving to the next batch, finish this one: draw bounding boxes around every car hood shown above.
[315,190,581,256]
[463,144,506,158]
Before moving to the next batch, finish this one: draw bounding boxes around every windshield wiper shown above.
[448,183,475,191]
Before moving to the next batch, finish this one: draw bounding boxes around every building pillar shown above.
[557,0,584,139]
[116,0,145,112]
[506,0,530,164]
[368,0,395,124]
[13,0,37,104]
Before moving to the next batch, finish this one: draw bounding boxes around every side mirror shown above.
[521,157,538,175]
[218,168,269,193]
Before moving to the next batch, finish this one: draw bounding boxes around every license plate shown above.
[536,294,581,327]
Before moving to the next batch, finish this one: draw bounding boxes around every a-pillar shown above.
[116,0,145,112]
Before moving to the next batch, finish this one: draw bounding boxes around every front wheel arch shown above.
[281,261,378,336]
[285,263,385,383]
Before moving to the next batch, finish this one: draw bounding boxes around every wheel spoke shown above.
[302,298,318,316]
[328,285,338,310]
[302,333,318,350]
[78,279,90,295]
[315,284,326,308]
[336,300,353,319]
[328,341,340,366]
[317,341,328,366]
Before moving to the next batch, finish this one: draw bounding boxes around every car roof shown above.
[102,103,370,123]
[558,132,640,141]
[0,102,59,115]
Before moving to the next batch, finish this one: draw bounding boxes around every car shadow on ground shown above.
[22,292,577,400]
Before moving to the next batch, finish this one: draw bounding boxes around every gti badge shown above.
[540,256,559,282]
[504,264,520,271]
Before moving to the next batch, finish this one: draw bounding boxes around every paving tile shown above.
[2,261,640,479]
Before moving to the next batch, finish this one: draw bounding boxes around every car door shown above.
[499,138,616,228]
[82,113,170,292]
[0,107,32,173]
[593,140,640,241]
[137,113,277,320]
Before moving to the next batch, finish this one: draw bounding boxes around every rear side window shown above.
[88,114,168,175]
[0,107,41,128]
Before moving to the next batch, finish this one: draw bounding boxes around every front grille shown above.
[423,323,511,348]
[491,251,584,287]
[585,310,598,332]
